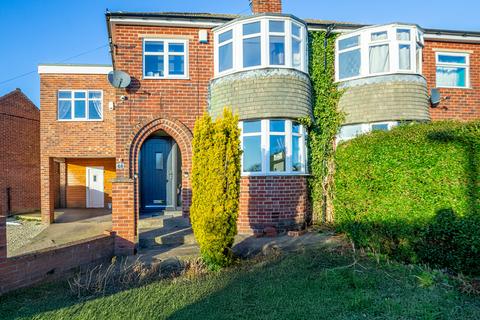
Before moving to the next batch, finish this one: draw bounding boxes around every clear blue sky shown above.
[1,0,479,106]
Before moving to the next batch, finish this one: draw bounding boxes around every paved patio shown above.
[8,209,112,256]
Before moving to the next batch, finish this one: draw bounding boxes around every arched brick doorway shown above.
[112,117,192,255]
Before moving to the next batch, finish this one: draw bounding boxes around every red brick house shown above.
[0,89,40,215]
[37,0,480,255]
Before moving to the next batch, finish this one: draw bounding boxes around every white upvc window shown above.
[143,39,188,79]
[57,90,103,121]
[435,52,470,88]
[240,119,307,175]
[336,24,424,81]
[337,121,398,142]
[214,16,308,77]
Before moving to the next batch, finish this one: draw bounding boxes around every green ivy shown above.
[190,108,242,269]
[306,31,344,223]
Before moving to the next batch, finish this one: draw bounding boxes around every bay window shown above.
[436,52,469,88]
[241,119,307,175]
[143,39,188,79]
[336,24,423,81]
[214,16,307,76]
[58,90,102,121]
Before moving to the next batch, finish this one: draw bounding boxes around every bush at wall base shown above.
[334,121,480,275]
[190,108,241,270]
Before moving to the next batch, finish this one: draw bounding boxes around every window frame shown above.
[335,24,423,82]
[57,90,103,122]
[240,119,308,176]
[435,51,470,89]
[214,16,308,77]
[143,38,189,80]
[337,121,398,142]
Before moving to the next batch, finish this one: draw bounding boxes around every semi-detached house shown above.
[37,0,480,255]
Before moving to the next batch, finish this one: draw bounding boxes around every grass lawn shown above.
[1,247,479,320]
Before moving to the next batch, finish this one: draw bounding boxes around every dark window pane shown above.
[269,20,284,33]
[168,43,184,53]
[292,135,301,171]
[438,54,466,64]
[58,100,72,119]
[292,23,301,37]
[270,35,285,65]
[244,120,261,133]
[169,55,185,75]
[74,92,86,99]
[219,43,233,72]
[88,100,102,120]
[270,120,285,132]
[219,30,232,43]
[145,41,164,52]
[270,135,285,172]
[58,91,71,99]
[243,21,260,35]
[243,136,262,172]
[243,36,261,67]
[339,35,359,50]
[371,123,389,131]
[145,55,164,77]
[74,100,86,118]
[292,122,300,133]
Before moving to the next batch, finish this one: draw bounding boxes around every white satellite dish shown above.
[108,70,131,88]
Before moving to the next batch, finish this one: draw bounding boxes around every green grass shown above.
[1,248,479,320]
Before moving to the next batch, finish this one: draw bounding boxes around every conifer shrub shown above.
[334,121,480,274]
[190,108,241,269]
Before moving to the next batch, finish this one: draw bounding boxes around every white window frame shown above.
[435,51,470,89]
[240,119,308,176]
[214,16,308,77]
[57,90,103,122]
[337,121,398,143]
[143,38,189,80]
[335,24,423,82]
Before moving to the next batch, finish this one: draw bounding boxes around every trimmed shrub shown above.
[190,108,241,269]
[334,121,480,274]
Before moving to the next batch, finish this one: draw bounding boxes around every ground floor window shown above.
[241,119,307,175]
[337,121,398,142]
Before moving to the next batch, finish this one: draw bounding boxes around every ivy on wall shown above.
[305,30,344,223]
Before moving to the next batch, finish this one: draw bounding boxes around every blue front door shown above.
[140,137,173,212]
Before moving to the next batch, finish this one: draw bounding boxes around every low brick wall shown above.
[238,175,309,234]
[0,234,114,295]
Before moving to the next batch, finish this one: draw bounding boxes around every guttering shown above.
[38,64,113,74]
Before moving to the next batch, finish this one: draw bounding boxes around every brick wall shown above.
[0,234,114,295]
[250,0,282,13]
[423,40,480,121]
[238,176,309,234]
[0,89,40,214]
[40,73,116,223]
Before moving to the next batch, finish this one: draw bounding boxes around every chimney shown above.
[250,0,282,14]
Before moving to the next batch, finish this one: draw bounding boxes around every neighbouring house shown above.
[0,89,40,215]
[36,0,480,255]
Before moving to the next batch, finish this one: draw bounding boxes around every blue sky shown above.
[1,0,479,106]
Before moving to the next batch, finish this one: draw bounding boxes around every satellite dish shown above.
[108,70,131,88]
[430,88,441,107]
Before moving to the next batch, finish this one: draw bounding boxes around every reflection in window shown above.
[436,52,469,88]
[243,37,261,67]
[241,119,306,175]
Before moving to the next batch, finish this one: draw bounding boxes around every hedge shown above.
[334,121,480,274]
[190,109,241,269]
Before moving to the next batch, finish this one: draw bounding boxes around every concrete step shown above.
[138,215,190,229]
[139,226,196,248]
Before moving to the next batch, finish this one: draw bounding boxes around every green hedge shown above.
[334,121,480,274]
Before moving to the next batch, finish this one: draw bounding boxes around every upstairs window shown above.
[436,52,470,88]
[143,39,188,79]
[58,90,102,121]
[336,24,423,81]
[214,16,307,76]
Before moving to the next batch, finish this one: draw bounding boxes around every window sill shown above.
[57,119,104,122]
[241,172,310,177]
[143,76,190,80]
[214,66,308,80]
[436,85,472,90]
